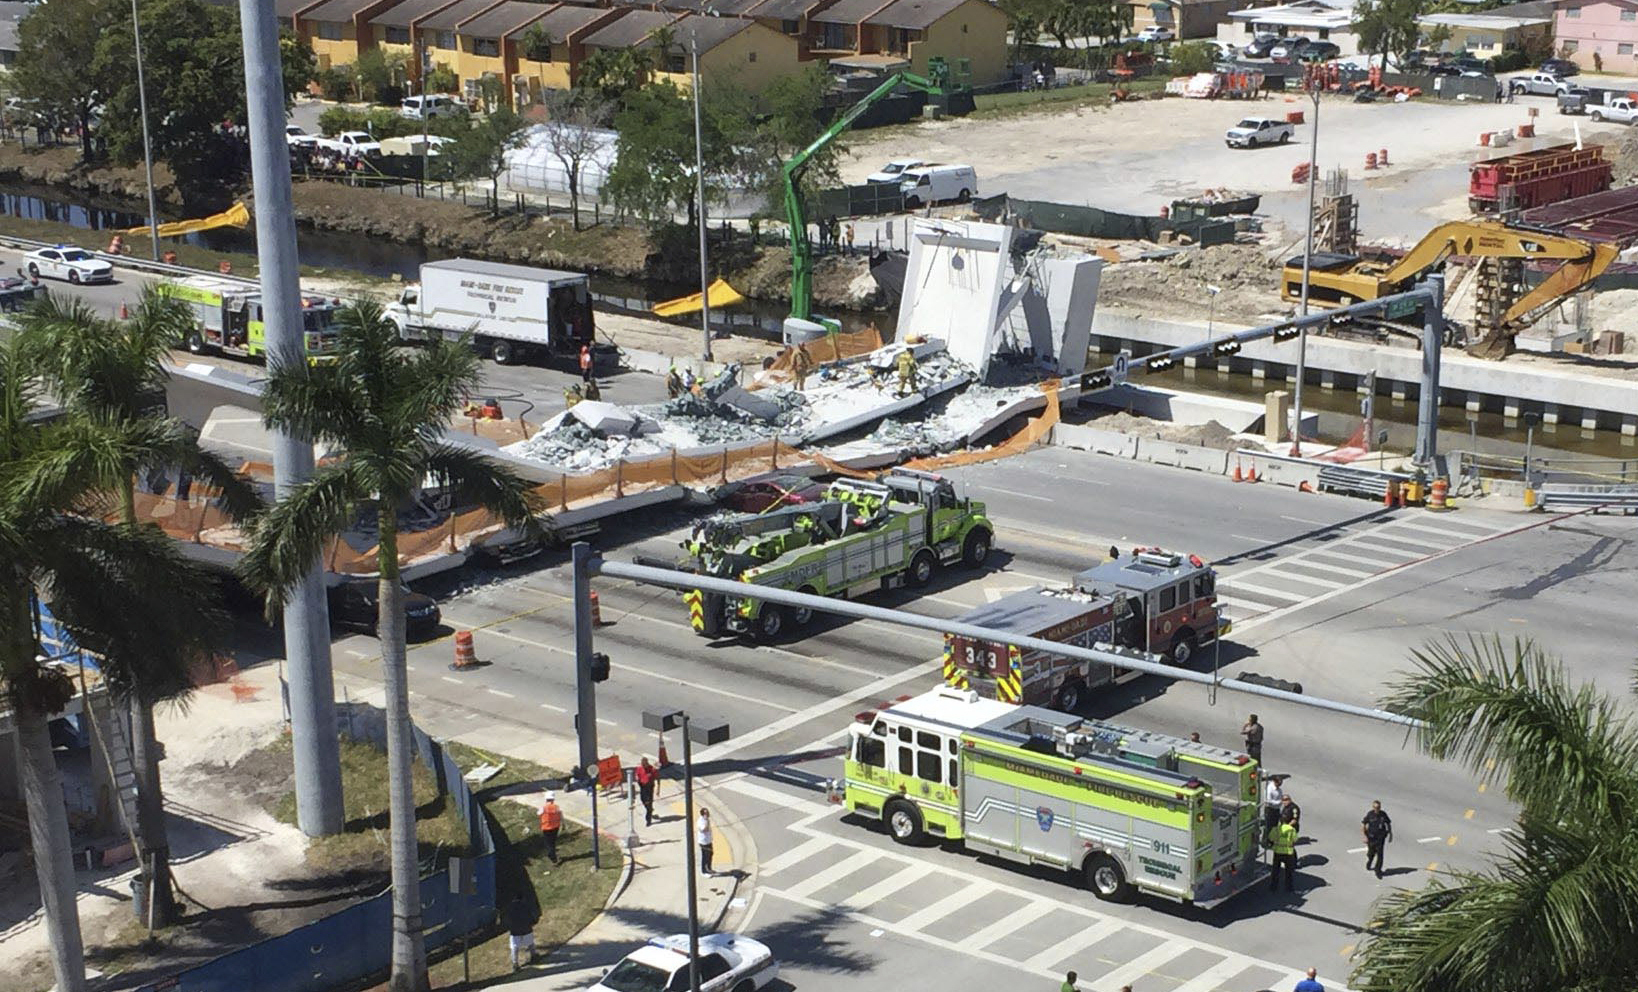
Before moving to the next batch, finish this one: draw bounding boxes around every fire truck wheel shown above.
[910,549,937,587]
[1085,854,1134,902]
[491,339,516,365]
[884,799,924,844]
[791,588,817,627]
[962,528,992,567]
[1056,680,1084,712]
[755,606,786,641]
[1169,631,1197,667]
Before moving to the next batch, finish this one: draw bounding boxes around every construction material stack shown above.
[1469,143,1610,214]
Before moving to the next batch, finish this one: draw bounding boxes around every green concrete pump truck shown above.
[682,469,993,641]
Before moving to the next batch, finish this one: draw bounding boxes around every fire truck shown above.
[839,686,1265,906]
[682,470,993,641]
[158,275,341,363]
[945,548,1228,710]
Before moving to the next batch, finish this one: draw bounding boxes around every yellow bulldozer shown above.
[1280,220,1619,359]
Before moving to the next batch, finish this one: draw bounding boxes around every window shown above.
[1194,572,1214,600]
[897,746,913,775]
[855,736,885,767]
[897,726,911,742]
[1624,8,1635,19]
[916,750,942,782]
[748,50,757,62]
[1318,28,1328,39]
[962,22,968,32]
[917,731,940,749]
[949,758,958,783]
[435,30,455,49]
[1159,585,1177,611]
[820,21,850,49]
[782,18,798,33]
[1566,7,1580,17]
[384,25,410,43]
[474,37,499,56]
[316,21,343,40]
[1621,42,1634,53]
[698,955,732,982]
[1564,39,1579,52]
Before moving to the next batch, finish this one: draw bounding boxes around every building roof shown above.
[657,0,769,14]
[0,1,32,20]
[459,0,546,36]
[811,0,890,24]
[277,0,323,17]
[418,0,501,29]
[749,0,824,19]
[371,0,458,26]
[505,2,612,39]
[300,0,385,23]
[1227,1,1353,27]
[672,13,757,51]
[0,21,15,52]
[1418,11,1549,27]
[865,0,965,29]
[581,8,681,48]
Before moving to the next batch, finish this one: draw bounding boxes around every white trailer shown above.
[385,258,599,366]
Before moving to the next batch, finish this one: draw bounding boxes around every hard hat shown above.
[544,791,556,802]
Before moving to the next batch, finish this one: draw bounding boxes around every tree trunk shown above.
[569,171,580,231]
[77,111,93,162]
[377,510,427,992]
[17,701,88,992]
[129,690,174,927]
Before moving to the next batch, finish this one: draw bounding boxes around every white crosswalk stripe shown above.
[962,900,1058,952]
[894,882,995,930]
[838,862,936,911]
[1172,956,1259,992]
[1098,942,1192,992]
[780,849,879,900]
[1021,918,1123,972]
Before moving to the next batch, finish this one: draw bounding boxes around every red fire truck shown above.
[945,548,1228,710]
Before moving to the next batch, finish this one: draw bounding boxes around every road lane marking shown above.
[1279,515,1329,526]
[441,676,464,684]
[486,688,515,699]
[1346,846,1367,854]
[1464,809,1475,819]
[975,485,1054,502]
[539,702,565,712]
[1173,956,1257,992]
[596,718,617,727]
[1098,942,1191,991]
[840,863,936,912]
[780,849,878,900]
[758,836,835,877]
[1417,836,1441,844]
[1022,917,1123,972]
[963,900,1057,952]
[894,883,995,931]
[1261,567,1346,589]
[1221,580,1307,602]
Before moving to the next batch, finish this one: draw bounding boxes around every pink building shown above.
[1556,0,1638,73]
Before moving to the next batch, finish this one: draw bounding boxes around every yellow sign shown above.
[652,278,743,317]
[126,202,251,239]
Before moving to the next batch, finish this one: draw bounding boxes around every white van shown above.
[899,164,977,208]
[400,94,460,120]
[866,158,924,183]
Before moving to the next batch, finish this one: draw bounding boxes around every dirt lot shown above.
[842,92,1638,244]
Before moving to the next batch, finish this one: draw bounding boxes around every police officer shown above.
[1270,816,1298,892]
[1361,800,1393,877]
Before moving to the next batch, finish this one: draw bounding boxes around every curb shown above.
[697,780,757,933]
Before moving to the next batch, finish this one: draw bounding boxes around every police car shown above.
[25,245,114,285]
[591,934,778,992]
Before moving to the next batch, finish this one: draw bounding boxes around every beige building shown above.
[511,3,629,93]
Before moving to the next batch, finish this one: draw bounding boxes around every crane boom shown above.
[783,71,944,322]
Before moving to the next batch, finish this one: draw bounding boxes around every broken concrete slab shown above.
[715,385,782,422]
[569,400,640,435]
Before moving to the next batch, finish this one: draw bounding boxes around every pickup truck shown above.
[1225,116,1294,148]
[1510,72,1576,96]
[315,130,381,156]
[1589,98,1638,124]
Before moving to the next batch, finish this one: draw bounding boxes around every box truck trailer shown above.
[385,258,605,366]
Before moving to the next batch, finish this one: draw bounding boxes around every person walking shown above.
[844,222,856,256]
[666,365,684,399]
[579,343,593,383]
[1270,817,1298,892]
[505,893,537,970]
[1294,968,1323,992]
[793,343,815,391]
[539,791,563,865]
[1060,971,1077,992]
[635,756,658,827]
[697,807,715,875]
[1241,714,1264,764]
[895,348,918,397]
[1361,800,1393,877]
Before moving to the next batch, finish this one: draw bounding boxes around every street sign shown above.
[1112,351,1130,385]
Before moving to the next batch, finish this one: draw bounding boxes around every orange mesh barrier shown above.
[904,382,1061,471]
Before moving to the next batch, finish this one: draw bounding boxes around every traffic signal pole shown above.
[572,541,600,869]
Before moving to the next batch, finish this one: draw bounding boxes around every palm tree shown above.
[238,301,541,992]
[1,335,235,992]
[1352,634,1638,992]
[16,287,261,927]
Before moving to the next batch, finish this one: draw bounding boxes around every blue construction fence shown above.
[133,719,496,992]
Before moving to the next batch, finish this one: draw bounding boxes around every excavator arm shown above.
[1379,220,1611,285]
[783,71,944,322]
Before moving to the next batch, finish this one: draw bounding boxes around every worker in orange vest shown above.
[538,791,562,865]
[579,344,593,383]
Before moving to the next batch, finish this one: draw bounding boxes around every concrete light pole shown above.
[130,0,161,260]
[237,0,344,836]
[1292,84,1320,454]
[1206,283,1221,341]
[642,708,729,992]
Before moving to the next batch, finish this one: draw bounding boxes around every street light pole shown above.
[691,33,713,362]
[1293,85,1320,455]
[680,712,700,992]
[1206,284,1221,341]
[130,0,161,260]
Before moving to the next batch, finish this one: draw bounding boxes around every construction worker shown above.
[583,378,602,402]
[793,343,814,391]
[539,791,563,865]
[564,384,583,408]
[666,365,685,399]
[895,348,918,397]
[579,343,593,383]
[1270,816,1298,892]
[1362,800,1393,877]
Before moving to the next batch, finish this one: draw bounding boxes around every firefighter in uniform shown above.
[666,365,685,399]
[584,378,602,402]
[538,791,563,865]
[895,348,918,397]
[564,384,583,408]
[793,343,815,391]
[1270,817,1298,892]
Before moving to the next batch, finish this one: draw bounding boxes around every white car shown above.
[400,94,461,119]
[285,124,318,149]
[1137,26,1174,42]
[317,130,381,156]
[25,245,113,285]
[1225,116,1294,148]
[866,157,924,184]
[592,934,778,992]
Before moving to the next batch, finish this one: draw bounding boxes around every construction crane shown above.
[783,67,948,323]
[1280,219,1618,359]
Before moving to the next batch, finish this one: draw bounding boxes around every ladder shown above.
[80,679,146,869]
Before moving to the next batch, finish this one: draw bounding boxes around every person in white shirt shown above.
[697,807,714,875]
[1263,774,1286,842]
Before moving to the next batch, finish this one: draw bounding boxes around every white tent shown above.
[503,124,619,198]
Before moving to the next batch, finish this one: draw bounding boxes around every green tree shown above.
[1170,41,1220,74]
[10,0,122,160]
[708,68,839,218]
[998,0,1051,58]
[16,288,260,929]
[1352,635,1638,992]
[239,303,541,992]
[351,47,408,104]
[519,23,553,62]
[1353,0,1428,67]
[447,107,528,214]
[605,80,704,225]
[537,88,614,230]
[576,47,653,103]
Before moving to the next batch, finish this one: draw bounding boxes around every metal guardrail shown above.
[1536,484,1638,513]
[1318,464,1394,499]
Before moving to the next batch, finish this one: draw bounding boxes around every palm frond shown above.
[237,462,362,606]
[179,440,264,525]
[1384,634,1638,826]
[260,358,374,449]
[391,336,484,441]
[424,443,545,534]
[4,413,183,517]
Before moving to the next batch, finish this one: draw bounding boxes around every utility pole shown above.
[691,32,713,362]
[420,49,432,195]
[572,541,600,869]
[1292,83,1320,455]
[237,0,344,836]
[1414,274,1444,474]
[130,0,161,260]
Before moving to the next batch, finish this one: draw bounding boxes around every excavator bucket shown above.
[1467,239,1619,360]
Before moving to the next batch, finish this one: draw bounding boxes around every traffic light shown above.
[590,651,611,683]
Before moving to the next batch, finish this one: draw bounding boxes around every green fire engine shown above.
[839,686,1266,906]
[683,470,993,641]
[158,275,340,363]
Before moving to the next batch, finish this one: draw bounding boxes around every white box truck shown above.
[385,258,601,366]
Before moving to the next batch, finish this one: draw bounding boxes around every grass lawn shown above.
[429,742,622,988]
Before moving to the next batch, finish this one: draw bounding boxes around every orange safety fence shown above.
[905,381,1060,471]
[753,326,885,389]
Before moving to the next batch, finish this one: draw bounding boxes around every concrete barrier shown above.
[1052,423,1139,458]
[1243,454,1320,491]
[1139,440,1229,475]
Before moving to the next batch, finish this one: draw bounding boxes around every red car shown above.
[719,475,827,513]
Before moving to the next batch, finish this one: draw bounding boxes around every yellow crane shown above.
[1280,220,1619,359]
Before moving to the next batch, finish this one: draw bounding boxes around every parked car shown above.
[1270,37,1311,61]
[866,157,924,184]
[24,245,113,285]
[1452,55,1491,74]
[316,130,381,157]
[1590,97,1638,124]
[716,474,828,513]
[591,934,778,992]
[400,94,461,120]
[1511,72,1578,96]
[1540,57,1580,77]
[1136,26,1174,42]
[285,124,317,149]
[328,581,442,641]
[467,525,547,568]
[1426,63,1463,77]
[1298,40,1340,62]
[1242,34,1280,58]
[1225,116,1294,148]
[899,164,977,207]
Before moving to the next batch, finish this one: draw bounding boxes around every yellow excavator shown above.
[1280,220,1619,359]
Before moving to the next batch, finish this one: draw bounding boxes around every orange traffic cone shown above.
[589,590,602,626]
[1247,458,1260,483]
[451,630,478,670]
[1232,458,1243,483]
[118,301,129,320]
[1383,482,1397,508]
[657,734,671,769]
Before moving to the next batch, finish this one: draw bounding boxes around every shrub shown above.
[1490,49,1529,73]
[314,65,354,102]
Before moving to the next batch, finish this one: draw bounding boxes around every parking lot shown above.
[842,88,1638,244]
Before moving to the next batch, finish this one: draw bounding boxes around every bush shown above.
[1490,49,1529,73]
[314,65,353,102]
[1169,41,1220,75]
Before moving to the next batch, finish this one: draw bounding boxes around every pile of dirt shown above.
[1610,128,1638,186]
[1099,242,1286,323]
[1088,410,1244,450]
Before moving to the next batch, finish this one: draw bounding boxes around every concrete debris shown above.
[715,385,783,422]
[1087,410,1242,451]
[568,400,645,436]
[1099,243,1284,323]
